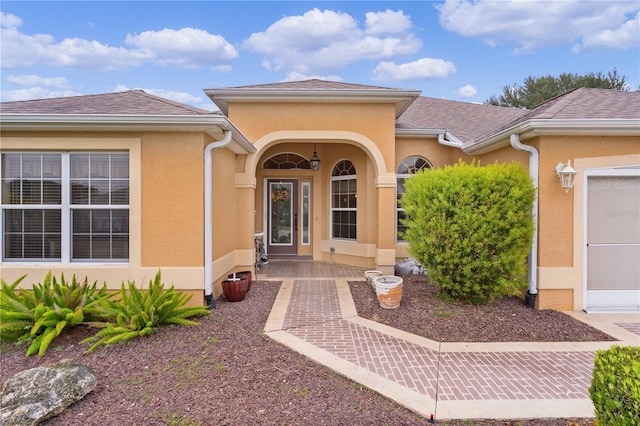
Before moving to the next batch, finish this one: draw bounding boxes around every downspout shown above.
[510,134,539,308]
[204,130,233,309]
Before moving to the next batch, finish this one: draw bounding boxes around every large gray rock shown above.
[1,359,97,426]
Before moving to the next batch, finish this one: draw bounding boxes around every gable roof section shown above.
[0,90,212,115]
[205,79,421,118]
[465,88,640,154]
[396,96,526,141]
[0,90,255,154]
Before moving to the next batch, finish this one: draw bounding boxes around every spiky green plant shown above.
[0,272,111,356]
[0,275,33,342]
[81,270,210,353]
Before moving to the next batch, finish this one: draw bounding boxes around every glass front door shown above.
[267,179,297,256]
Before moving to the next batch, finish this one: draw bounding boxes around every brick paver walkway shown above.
[261,261,636,420]
[283,279,593,403]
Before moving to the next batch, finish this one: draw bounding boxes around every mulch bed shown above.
[0,277,608,425]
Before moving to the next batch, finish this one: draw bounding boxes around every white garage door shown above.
[585,168,640,312]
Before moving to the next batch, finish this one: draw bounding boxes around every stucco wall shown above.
[0,132,243,301]
[141,133,204,267]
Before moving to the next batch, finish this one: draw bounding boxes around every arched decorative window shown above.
[331,160,357,240]
[397,156,432,241]
[262,153,311,170]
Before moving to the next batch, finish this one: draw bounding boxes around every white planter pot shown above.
[364,270,383,289]
[373,276,403,309]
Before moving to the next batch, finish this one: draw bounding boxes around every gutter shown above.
[438,131,464,148]
[510,134,539,307]
[203,130,233,309]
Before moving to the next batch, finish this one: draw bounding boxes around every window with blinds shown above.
[1,152,129,262]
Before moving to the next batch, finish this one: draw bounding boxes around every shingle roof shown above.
[0,90,214,115]
[397,97,527,141]
[476,87,640,140]
[209,79,406,91]
[2,84,637,143]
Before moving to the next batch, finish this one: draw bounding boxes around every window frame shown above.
[1,151,130,263]
[330,159,357,241]
[396,156,432,242]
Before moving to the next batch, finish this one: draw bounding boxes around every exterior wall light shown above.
[555,160,577,192]
[310,144,321,171]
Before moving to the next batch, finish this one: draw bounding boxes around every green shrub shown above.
[82,270,210,353]
[0,275,33,342]
[0,272,110,356]
[401,160,535,304]
[589,345,640,425]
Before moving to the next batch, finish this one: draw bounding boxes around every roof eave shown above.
[0,114,256,154]
[463,119,640,155]
[205,88,421,118]
[395,128,444,138]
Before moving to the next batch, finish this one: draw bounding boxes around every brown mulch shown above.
[0,277,609,425]
[348,275,615,343]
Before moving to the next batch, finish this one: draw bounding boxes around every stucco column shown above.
[376,175,397,274]
[235,174,258,267]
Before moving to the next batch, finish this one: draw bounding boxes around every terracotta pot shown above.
[373,276,403,309]
[229,270,252,292]
[222,278,248,302]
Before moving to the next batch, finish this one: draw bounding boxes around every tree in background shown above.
[486,68,631,109]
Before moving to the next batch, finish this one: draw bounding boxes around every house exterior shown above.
[1,80,638,312]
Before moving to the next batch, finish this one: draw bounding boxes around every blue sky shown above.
[1,1,639,111]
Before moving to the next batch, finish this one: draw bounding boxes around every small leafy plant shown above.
[0,272,110,356]
[0,275,33,342]
[81,270,210,353]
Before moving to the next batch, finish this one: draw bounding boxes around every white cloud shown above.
[114,84,207,109]
[437,0,640,54]
[7,74,70,89]
[125,27,238,68]
[244,8,421,74]
[574,11,640,53]
[372,58,456,82]
[456,84,477,98]
[1,87,82,102]
[0,11,22,28]
[365,9,412,34]
[0,12,237,71]
[283,72,343,82]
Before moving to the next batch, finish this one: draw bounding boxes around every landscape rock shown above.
[0,358,96,426]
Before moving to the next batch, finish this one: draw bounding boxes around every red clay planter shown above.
[222,277,248,302]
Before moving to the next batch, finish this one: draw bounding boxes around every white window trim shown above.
[1,151,131,264]
[330,163,357,241]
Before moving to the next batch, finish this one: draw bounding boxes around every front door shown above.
[267,179,297,256]
[585,169,640,311]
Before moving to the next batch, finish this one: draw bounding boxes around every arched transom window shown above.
[263,153,311,170]
[397,156,432,241]
[331,160,357,240]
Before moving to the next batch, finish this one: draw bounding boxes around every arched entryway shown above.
[240,130,396,271]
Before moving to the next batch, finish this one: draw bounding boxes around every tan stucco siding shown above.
[537,135,639,267]
[140,133,204,267]
[211,147,239,259]
[395,137,471,168]
[229,102,398,173]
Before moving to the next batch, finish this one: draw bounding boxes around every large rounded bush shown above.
[401,161,535,304]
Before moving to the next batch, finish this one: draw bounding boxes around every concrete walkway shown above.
[259,260,640,422]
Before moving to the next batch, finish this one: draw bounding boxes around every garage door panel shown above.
[587,246,640,290]
[585,172,640,312]
[587,176,640,244]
